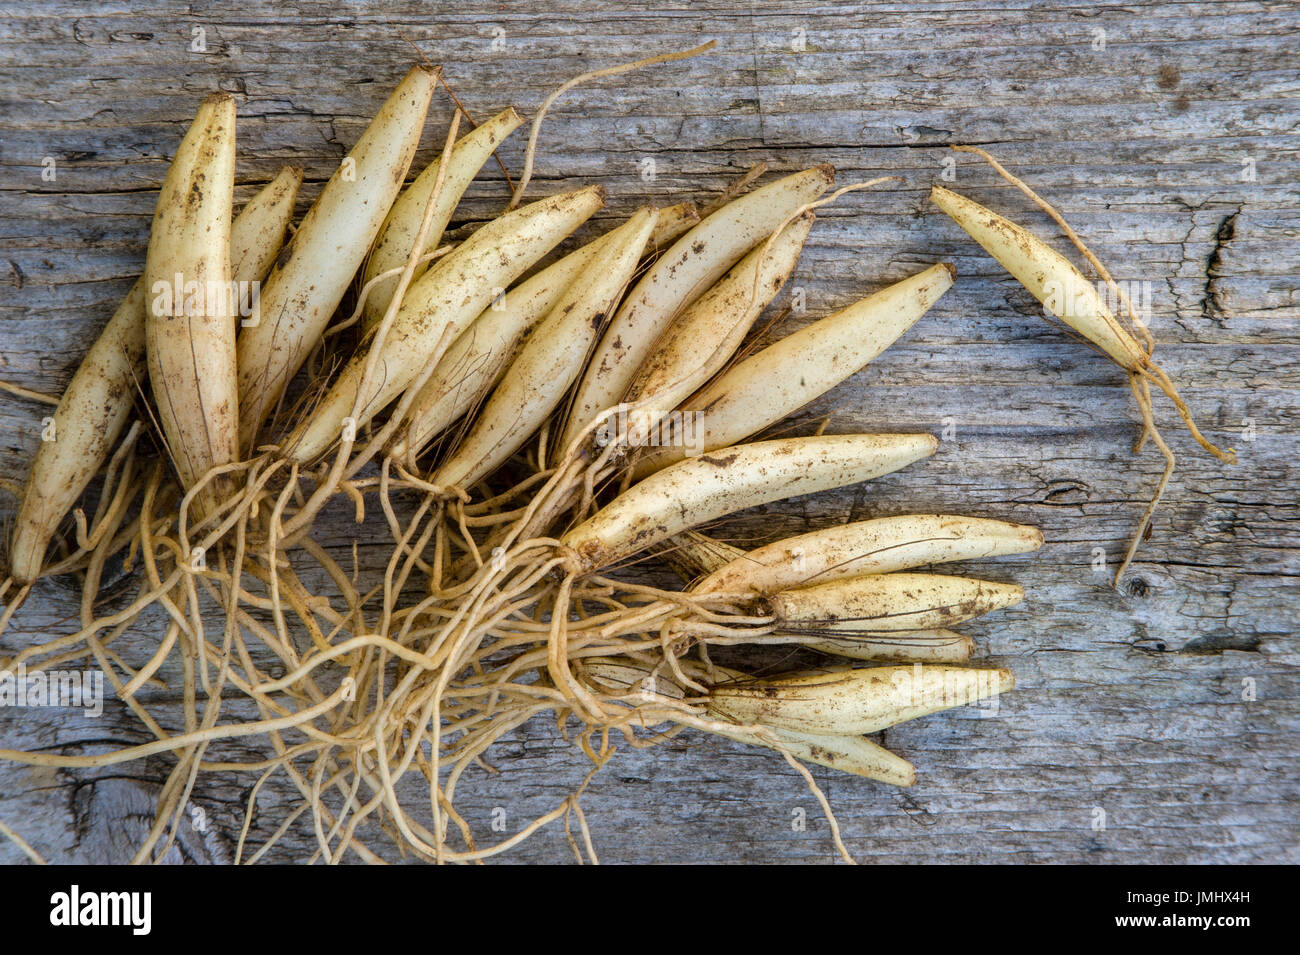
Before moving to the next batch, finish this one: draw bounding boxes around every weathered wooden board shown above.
[0,0,1297,864]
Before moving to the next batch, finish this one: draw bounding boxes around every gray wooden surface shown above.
[1,0,1297,864]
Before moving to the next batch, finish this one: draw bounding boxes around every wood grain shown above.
[1,0,1297,864]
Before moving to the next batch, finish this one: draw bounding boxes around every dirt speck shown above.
[701,451,739,468]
